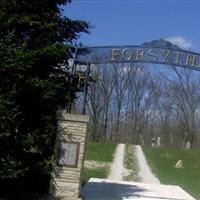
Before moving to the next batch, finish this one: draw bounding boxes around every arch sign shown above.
[75,40,200,71]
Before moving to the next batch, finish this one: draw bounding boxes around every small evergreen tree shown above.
[0,0,89,196]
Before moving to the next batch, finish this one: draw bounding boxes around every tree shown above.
[148,73,173,147]
[125,64,152,144]
[0,0,89,196]
[87,67,105,141]
[112,64,128,142]
[166,67,200,149]
[87,64,114,142]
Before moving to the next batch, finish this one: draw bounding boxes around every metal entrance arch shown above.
[75,40,200,70]
[72,40,200,113]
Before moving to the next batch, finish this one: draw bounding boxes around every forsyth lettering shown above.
[110,47,200,68]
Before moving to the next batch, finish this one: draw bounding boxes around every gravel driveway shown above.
[135,145,160,184]
[108,143,160,184]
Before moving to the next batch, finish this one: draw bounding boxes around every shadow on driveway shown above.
[81,179,147,200]
[81,178,196,200]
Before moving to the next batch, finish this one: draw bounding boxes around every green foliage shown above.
[81,168,108,187]
[0,0,90,197]
[143,147,200,199]
[85,142,117,162]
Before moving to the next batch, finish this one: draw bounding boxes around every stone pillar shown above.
[49,112,89,200]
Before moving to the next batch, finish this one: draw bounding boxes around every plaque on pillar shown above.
[58,141,80,168]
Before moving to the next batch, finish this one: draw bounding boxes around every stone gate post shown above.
[49,112,89,200]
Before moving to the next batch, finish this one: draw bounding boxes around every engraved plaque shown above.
[58,141,80,167]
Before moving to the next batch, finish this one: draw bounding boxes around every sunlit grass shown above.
[81,168,108,186]
[82,141,117,186]
[85,141,117,162]
[143,147,200,199]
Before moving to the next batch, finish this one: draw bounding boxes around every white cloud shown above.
[165,36,193,50]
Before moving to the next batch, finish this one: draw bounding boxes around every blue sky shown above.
[64,0,200,51]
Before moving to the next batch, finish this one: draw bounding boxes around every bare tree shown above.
[124,64,153,144]
[162,67,200,148]
[78,60,200,149]
[111,64,129,142]
[87,64,114,141]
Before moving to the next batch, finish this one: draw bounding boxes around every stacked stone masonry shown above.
[49,113,89,200]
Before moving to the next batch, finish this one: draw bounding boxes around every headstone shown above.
[185,141,191,149]
[175,160,183,168]
[49,112,89,200]
[156,136,161,147]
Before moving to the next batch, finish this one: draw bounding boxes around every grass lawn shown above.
[81,168,108,186]
[124,144,139,181]
[143,147,200,199]
[85,141,117,162]
[82,141,117,186]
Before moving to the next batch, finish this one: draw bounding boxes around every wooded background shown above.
[74,62,200,149]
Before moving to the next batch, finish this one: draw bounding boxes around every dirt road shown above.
[108,144,160,184]
[108,143,125,180]
[135,145,160,184]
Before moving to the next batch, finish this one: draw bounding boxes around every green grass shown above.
[85,142,117,162]
[124,144,139,181]
[81,168,108,186]
[82,141,117,186]
[143,147,200,199]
